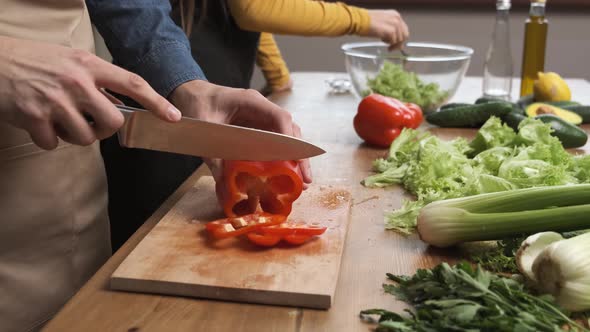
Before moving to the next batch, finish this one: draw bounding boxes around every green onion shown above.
[417,184,590,248]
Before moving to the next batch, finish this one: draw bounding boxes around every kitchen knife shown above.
[116,105,325,161]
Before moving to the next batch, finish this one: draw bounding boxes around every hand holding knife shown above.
[116,104,325,162]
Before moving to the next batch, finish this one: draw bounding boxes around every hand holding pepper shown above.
[168,80,313,185]
[353,94,423,148]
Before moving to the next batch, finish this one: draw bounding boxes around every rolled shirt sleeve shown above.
[87,0,206,97]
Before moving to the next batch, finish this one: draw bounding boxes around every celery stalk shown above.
[417,184,590,248]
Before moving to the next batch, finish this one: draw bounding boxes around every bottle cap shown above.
[497,0,511,10]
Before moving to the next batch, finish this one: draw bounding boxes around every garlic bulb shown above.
[532,232,590,312]
[516,232,563,282]
[517,231,590,312]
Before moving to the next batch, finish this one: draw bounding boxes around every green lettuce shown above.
[572,155,590,182]
[497,159,576,187]
[469,117,516,155]
[365,62,448,111]
[473,147,514,175]
[514,117,556,146]
[364,116,590,234]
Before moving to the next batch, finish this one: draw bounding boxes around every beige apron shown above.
[0,1,111,331]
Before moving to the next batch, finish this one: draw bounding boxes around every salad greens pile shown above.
[360,262,588,332]
[363,116,590,234]
[365,62,448,111]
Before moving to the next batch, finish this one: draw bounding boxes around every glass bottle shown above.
[519,0,548,97]
[483,0,513,101]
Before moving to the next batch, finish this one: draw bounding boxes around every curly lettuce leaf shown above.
[472,174,517,194]
[497,159,577,187]
[385,199,425,234]
[469,116,516,155]
[387,128,431,162]
[514,117,557,146]
[403,135,473,198]
[571,154,590,183]
[363,117,590,234]
[366,62,448,110]
[513,141,573,168]
[473,147,515,175]
[363,164,409,188]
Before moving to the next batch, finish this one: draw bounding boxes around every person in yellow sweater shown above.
[177,0,409,93]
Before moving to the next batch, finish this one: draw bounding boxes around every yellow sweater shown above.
[227,0,371,90]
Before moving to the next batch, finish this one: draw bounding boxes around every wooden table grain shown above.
[43,74,590,332]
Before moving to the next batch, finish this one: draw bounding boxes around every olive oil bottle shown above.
[519,0,548,96]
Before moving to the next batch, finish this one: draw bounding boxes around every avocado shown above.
[562,105,590,124]
[525,103,583,125]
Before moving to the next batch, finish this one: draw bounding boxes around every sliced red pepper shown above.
[282,234,315,245]
[205,213,286,239]
[246,232,282,247]
[245,222,327,247]
[216,160,303,217]
[257,221,327,237]
[353,94,423,148]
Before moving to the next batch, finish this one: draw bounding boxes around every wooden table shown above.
[44,74,590,332]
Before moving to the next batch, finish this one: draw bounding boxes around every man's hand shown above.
[169,80,312,186]
[365,10,410,50]
[0,36,181,150]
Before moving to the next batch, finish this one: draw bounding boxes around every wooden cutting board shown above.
[110,176,352,309]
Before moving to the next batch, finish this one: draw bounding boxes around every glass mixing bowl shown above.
[341,42,474,113]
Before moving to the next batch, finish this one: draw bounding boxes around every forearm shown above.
[228,0,370,36]
[256,33,290,90]
[87,0,206,97]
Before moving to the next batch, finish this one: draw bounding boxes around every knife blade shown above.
[116,105,325,161]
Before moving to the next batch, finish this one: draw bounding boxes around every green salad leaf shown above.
[469,116,516,155]
[364,116,590,234]
[365,62,448,111]
[573,155,590,182]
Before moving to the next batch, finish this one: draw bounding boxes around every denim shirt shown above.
[87,0,206,97]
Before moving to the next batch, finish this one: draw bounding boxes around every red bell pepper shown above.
[245,232,282,247]
[216,160,304,218]
[246,222,327,247]
[205,213,286,239]
[353,94,423,148]
[258,221,327,237]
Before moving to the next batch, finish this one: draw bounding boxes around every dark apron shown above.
[101,0,260,250]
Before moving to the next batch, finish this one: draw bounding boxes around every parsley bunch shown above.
[361,262,588,331]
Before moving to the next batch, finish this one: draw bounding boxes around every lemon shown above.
[533,72,571,102]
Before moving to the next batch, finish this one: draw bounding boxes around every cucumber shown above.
[475,96,507,104]
[440,103,472,111]
[536,114,588,148]
[426,102,513,128]
[475,97,524,114]
[508,103,526,115]
[502,112,527,131]
[561,105,590,123]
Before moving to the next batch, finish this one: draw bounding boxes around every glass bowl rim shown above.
[341,41,474,62]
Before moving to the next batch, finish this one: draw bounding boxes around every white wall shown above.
[93,8,590,90]
[251,9,590,89]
